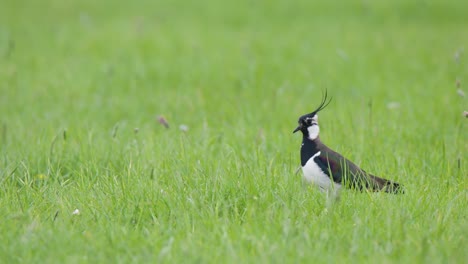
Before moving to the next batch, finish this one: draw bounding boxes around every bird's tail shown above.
[370,175,404,194]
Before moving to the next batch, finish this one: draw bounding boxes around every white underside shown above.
[302,151,342,193]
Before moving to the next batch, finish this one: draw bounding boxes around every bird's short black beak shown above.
[293,125,302,133]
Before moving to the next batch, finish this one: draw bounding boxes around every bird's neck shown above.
[300,135,322,166]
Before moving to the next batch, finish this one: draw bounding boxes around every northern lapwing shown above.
[293,91,403,194]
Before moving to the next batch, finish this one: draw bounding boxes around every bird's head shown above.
[293,91,332,140]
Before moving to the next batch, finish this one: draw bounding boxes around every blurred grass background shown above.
[0,0,467,263]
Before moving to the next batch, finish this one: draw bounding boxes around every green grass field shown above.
[1,0,467,263]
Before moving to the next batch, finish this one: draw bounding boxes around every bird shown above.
[293,91,403,194]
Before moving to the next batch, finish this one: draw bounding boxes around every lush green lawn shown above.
[1,0,467,263]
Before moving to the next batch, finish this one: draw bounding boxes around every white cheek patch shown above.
[307,125,319,140]
[312,115,318,123]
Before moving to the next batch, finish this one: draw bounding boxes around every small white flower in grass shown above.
[387,102,400,110]
[454,49,462,63]
[336,48,349,60]
[187,197,194,204]
[72,209,80,215]
[457,89,465,98]
[463,111,468,118]
[179,124,189,132]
